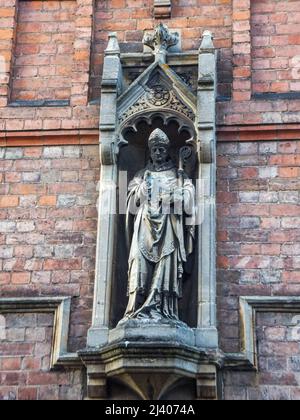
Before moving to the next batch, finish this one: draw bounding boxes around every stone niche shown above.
[80,24,220,400]
[114,72,198,330]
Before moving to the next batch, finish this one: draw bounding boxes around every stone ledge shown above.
[121,51,198,68]
[9,100,70,108]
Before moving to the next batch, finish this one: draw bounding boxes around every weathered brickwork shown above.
[90,0,233,100]
[0,312,83,400]
[11,0,77,103]
[0,145,99,351]
[0,0,299,131]
[0,0,95,131]
[0,0,299,401]
[252,0,300,95]
[223,312,300,400]
[217,141,300,353]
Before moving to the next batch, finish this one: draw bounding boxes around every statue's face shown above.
[150,145,169,165]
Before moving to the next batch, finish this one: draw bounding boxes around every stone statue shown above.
[121,128,196,324]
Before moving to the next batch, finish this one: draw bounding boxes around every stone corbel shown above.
[153,0,172,19]
[196,365,218,400]
[86,365,107,400]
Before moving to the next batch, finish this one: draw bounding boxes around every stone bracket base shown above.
[196,365,218,400]
[86,365,107,400]
[80,341,221,400]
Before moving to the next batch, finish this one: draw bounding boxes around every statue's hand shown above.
[143,170,151,182]
[172,187,184,204]
[139,181,149,200]
[173,187,191,205]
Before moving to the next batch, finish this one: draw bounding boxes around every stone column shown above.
[87,33,122,347]
[195,31,218,349]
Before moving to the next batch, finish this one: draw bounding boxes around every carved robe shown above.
[123,162,195,322]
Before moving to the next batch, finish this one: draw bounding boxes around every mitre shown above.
[148,128,170,148]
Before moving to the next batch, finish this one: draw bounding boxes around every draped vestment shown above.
[123,163,195,321]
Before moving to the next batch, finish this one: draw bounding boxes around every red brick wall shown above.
[0,145,99,352]
[11,0,76,103]
[1,141,298,400]
[0,312,83,400]
[217,141,300,353]
[0,0,300,401]
[252,0,300,95]
[218,140,300,400]
[224,312,300,400]
[0,0,299,130]
[90,0,233,100]
[0,0,94,125]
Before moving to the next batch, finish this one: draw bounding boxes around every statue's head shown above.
[148,129,170,165]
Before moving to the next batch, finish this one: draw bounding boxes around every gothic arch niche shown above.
[84,25,219,401]
[110,112,198,328]
[119,113,196,175]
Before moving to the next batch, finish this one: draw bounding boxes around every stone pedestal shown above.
[109,319,196,347]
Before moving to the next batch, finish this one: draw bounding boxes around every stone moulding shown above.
[79,342,222,400]
[120,51,199,69]
[0,297,81,369]
[224,296,300,370]
[153,0,172,19]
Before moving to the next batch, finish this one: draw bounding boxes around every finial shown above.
[143,23,179,63]
[105,32,120,56]
[199,31,215,52]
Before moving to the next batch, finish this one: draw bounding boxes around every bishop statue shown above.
[121,128,196,324]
